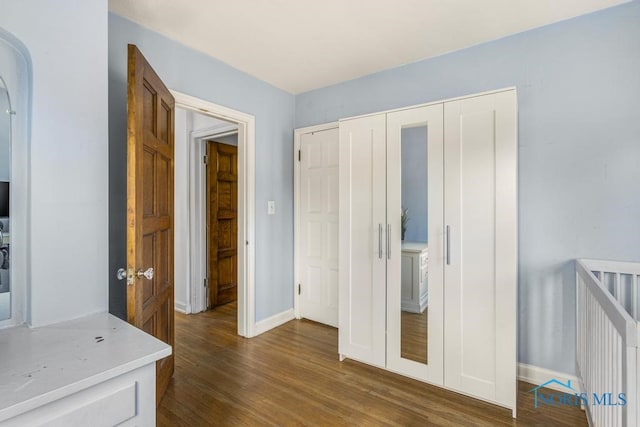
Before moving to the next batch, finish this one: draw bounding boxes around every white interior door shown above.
[386,105,445,385]
[443,90,517,411]
[299,128,339,327]
[338,114,386,368]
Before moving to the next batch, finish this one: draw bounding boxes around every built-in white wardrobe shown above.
[338,89,517,415]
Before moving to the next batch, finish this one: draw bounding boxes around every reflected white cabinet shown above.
[338,89,517,416]
[401,242,428,314]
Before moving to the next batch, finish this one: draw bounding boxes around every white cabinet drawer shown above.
[420,265,428,284]
[1,364,155,427]
[420,252,428,267]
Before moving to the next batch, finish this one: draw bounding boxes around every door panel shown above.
[126,44,175,405]
[207,142,238,308]
[338,114,386,368]
[386,105,445,385]
[443,90,517,408]
[299,128,339,327]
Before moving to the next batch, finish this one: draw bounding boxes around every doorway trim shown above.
[172,90,255,338]
[293,121,338,320]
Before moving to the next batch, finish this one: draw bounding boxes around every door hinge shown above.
[298,283,301,295]
[203,154,208,165]
[204,278,208,288]
[298,150,301,162]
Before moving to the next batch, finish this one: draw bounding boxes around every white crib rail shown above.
[576,259,638,427]
[582,259,640,322]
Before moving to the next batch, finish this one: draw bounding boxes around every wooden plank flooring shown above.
[158,303,588,426]
[401,308,427,364]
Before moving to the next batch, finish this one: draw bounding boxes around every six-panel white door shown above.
[299,128,340,327]
[443,90,517,411]
[338,114,387,368]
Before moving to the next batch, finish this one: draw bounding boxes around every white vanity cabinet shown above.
[401,242,428,314]
[0,313,171,426]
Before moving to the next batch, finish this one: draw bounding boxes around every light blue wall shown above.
[401,126,427,242]
[296,2,640,374]
[1,0,109,327]
[108,14,296,322]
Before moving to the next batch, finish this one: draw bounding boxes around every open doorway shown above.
[171,91,255,338]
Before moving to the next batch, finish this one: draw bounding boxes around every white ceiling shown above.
[109,0,627,94]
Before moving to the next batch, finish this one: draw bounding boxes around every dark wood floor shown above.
[158,303,587,426]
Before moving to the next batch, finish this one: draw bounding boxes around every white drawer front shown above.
[420,252,428,267]
[421,266,428,284]
[2,364,155,427]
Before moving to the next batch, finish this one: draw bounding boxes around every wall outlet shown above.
[267,200,276,215]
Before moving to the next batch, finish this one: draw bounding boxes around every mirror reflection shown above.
[0,78,10,321]
[400,125,428,364]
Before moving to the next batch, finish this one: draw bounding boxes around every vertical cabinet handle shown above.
[387,224,391,259]
[378,223,383,259]
[446,225,451,265]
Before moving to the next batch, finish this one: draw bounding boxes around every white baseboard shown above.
[518,363,581,393]
[253,308,295,336]
[174,301,191,314]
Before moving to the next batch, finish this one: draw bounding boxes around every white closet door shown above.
[338,114,386,368]
[299,128,339,327]
[386,105,445,385]
[443,90,517,410]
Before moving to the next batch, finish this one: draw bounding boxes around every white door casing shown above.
[443,90,517,410]
[338,113,387,368]
[298,128,340,327]
[172,90,256,338]
[386,104,445,384]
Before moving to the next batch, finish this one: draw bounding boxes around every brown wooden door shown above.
[126,44,175,404]
[206,141,238,308]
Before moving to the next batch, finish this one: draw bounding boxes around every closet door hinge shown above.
[204,278,208,288]
[298,283,301,295]
[298,150,301,162]
[203,154,208,165]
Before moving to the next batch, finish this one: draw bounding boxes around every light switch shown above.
[267,200,276,215]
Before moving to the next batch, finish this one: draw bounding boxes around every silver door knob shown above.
[116,268,127,280]
[137,267,154,280]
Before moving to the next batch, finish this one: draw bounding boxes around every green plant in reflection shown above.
[401,207,409,241]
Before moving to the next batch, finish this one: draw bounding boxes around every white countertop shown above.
[401,241,428,253]
[0,312,171,422]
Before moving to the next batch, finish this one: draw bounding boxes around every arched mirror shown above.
[0,31,29,327]
[0,77,10,321]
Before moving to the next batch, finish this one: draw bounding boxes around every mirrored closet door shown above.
[386,105,444,384]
